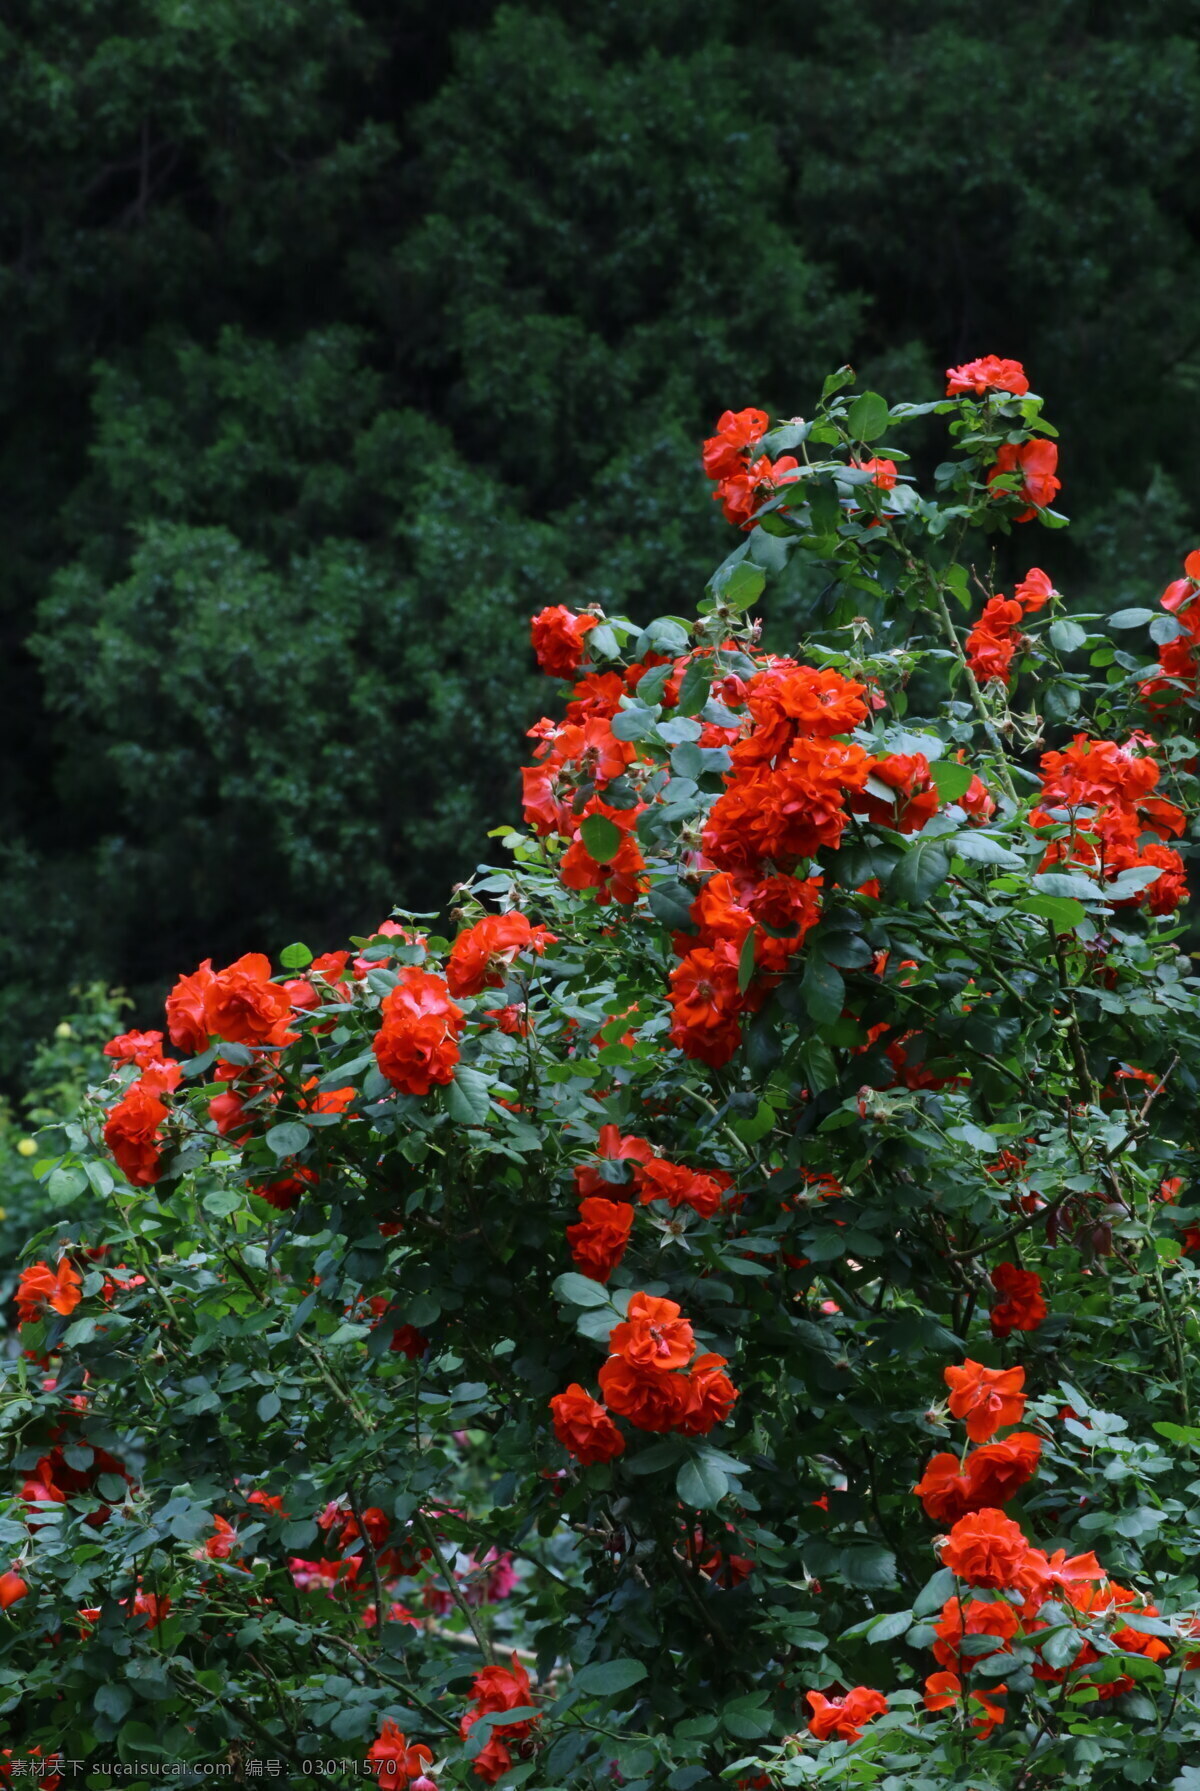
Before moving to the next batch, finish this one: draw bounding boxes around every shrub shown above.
[5,365,1200,1788]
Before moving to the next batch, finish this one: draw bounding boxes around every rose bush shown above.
[4,364,1200,1788]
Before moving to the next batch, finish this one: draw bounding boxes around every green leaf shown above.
[579,814,623,863]
[552,1273,612,1309]
[279,942,313,970]
[722,562,766,612]
[611,703,660,743]
[1032,870,1101,901]
[47,1165,88,1208]
[890,837,951,906]
[96,1684,133,1722]
[670,741,705,781]
[85,1159,115,1198]
[1048,619,1088,654]
[1108,607,1156,629]
[953,832,1023,870]
[801,952,844,1025]
[847,391,890,441]
[842,1608,912,1642]
[265,1121,310,1158]
[731,1099,776,1146]
[1017,894,1085,931]
[675,656,716,717]
[737,927,757,995]
[677,1455,729,1509]
[1152,1421,1200,1447]
[445,1065,492,1126]
[822,365,856,398]
[202,1186,244,1217]
[587,623,620,660]
[913,1567,957,1617]
[63,1316,99,1347]
[573,1658,648,1696]
[929,761,974,802]
[256,1390,281,1421]
[648,881,696,932]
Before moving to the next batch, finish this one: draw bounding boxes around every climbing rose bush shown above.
[6,362,1200,1789]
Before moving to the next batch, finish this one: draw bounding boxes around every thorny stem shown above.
[348,1479,388,1645]
[416,1511,495,1663]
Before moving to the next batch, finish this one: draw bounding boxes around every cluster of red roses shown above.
[458,1654,537,1784]
[964,566,1055,686]
[813,1354,1180,1754]
[940,356,1061,520]
[988,1261,1047,1338]
[0,1745,64,1788]
[701,406,799,529]
[521,630,653,909]
[1033,733,1187,915]
[701,362,1059,542]
[675,659,941,1067]
[549,1290,738,1466]
[526,593,966,1067]
[100,912,563,1193]
[565,1123,731,1283]
[926,1362,1172,1726]
[365,1718,437,1790]
[1140,549,1200,706]
[363,1622,538,1783]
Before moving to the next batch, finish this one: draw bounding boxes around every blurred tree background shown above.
[1,0,1197,1081]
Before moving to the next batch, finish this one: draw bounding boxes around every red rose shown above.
[943,1360,1026,1442]
[701,407,769,481]
[677,1353,738,1435]
[854,752,939,834]
[597,1356,692,1432]
[609,1291,694,1371]
[989,439,1060,520]
[460,1654,537,1783]
[103,1029,166,1069]
[530,605,597,680]
[15,1259,83,1326]
[559,832,648,907]
[249,1167,316,1212]
[446,911,557,998]
[203,953,296,1048]
[1014,567,1054,612]
[389,1324,429,1360]
[566,1198,633,1282]
[634,1158,730,1220]
[668,944,744,1068]
[373,969,465,1096]
[574,1124,655,1198]
[945,356,1029,398]
[549,1384,626,1465]
[165,959,215,1054]
[365,1719,434,1790]
[914,1433,1041,1524]
[0,1570,29,1610]
[103,1081,169,1187]
[989,1262,1047,1337]
[805,1686,888,1742]
[923,1671,1006,1737]
[940,1508,1031,1589]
